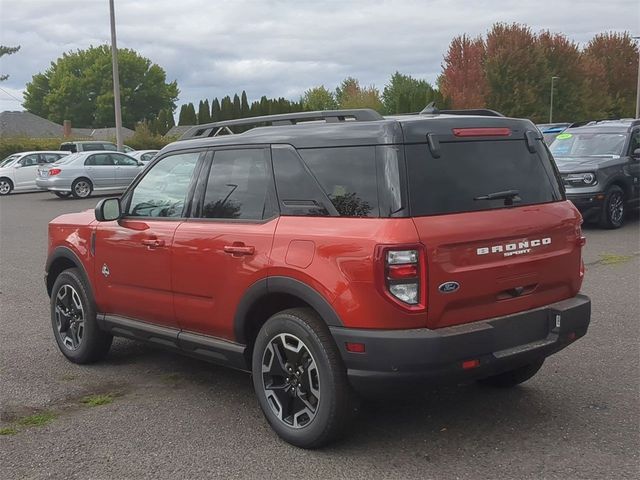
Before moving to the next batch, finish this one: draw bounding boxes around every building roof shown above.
[0,110,64,138]
[0,110,135,139]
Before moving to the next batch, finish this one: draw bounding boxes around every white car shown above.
[0,151,70,195]
[128,150,159,163]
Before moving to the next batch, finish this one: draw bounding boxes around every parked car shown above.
[45,108,591,448]
[0,151,70,195]
[536,122,571,144]
[549,119,640,228]
[60,141,135,153]
[36,151,144,198]
[128,150,159,163]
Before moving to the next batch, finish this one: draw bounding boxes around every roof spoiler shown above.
[419,102,504,117]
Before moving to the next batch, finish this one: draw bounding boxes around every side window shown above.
[82,144,104,151]
[201,149,273,220]
[20,155,40,166]
[141,152,156,162]
[127,151,200,218]
[298,146,379,217]
[629,130,640,155]
[85,154,113,166]
[102,144,118,151]
[111,154,138,166]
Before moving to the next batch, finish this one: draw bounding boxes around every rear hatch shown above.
[403,118,584,329]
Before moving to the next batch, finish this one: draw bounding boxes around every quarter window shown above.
[298,147,379,217]
[127,151,200,218]
[201,149,272,220]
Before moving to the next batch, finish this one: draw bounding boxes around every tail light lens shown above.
[375,245,426,311]
[48,168,62,176]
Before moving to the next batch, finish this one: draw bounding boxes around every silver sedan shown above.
[36,151,144,198]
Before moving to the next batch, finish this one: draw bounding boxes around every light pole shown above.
[109,0,123,151]
[549,76,559,123]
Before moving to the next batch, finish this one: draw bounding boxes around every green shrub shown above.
[0,137,62,159]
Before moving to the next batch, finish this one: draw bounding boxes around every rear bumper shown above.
[330,294,591,395]
[35,177,71,192]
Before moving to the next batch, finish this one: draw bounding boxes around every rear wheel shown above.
[252,308,357,448]
[71,178,93,199]
[478,360,544,388]
[0,177,13,195]
[54,191,72,199]
[50,268,112,364]
[599,185,625,229]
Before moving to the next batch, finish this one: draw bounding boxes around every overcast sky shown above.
[0,0,638,116]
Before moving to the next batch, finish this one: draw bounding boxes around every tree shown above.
[211,98,221,121]
[0,45,20,81]
[178,103,197,125]
[23,45,178,129]
[301,86,337,110]
[198,99,211,124]
[233,94,241,119]
[484,23,550,121]
[439,36,487,110]
[582,32,638,118]
[382,72,437,113]
[241,91,250,117]
[334,77,384,111]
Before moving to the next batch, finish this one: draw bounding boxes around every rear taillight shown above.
[375,245,426,311]
[48,168,61,176]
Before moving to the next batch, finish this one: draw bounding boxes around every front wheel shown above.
[0,177,13,195]
[50,268,112,364]
[71,178,93,199]
[252,308,357,448]
[599,185,625,229]
[477,360,544,388]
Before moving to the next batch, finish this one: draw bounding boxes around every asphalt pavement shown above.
[0,192,638,480]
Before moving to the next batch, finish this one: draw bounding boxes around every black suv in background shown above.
[549,119,640,228]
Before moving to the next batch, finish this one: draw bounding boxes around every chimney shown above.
[63,120,72,138]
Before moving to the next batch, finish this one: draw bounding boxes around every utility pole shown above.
[549,76,559,123]
[109,0,123,151]
[634,36,640,119]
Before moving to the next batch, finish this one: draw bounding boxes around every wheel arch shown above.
[605,176,632,199]
[46,246,91,297]
[234,276,343,351]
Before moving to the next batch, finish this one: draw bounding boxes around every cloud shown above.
[0,0,637,113]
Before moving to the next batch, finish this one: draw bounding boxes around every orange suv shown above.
[45,108,591,448]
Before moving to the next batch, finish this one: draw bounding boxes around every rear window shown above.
[406,139,562,216]
[60,144,76,152]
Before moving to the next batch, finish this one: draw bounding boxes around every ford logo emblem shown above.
[438,281,460,293]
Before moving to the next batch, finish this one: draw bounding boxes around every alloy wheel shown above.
[0,180,11,195]
[609,192,624,226]
[74,181,91,198]
[261,333,321,428]
[54,284,85,350]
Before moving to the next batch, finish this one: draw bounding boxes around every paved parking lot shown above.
[0,192,638,480]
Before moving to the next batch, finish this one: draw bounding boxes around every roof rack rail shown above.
[419,102,504,117]
[179,109,384,140]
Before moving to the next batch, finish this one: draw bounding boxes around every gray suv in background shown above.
[549,119,640,228]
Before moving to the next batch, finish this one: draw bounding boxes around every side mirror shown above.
[95,198,122,222]
[633,148,640,160]
[137,161,144,166]
[14,163,22,168]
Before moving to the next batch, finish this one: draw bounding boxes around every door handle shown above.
[224,244,255,256]
[142,238,165,249]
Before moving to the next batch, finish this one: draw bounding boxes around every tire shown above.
[71,178,93,199]
[0,177,13,195]
[54,191,72,199]
[50,268,112,364]
[599,185,625,229]
[477,359,544,388]
[252,308,358,448]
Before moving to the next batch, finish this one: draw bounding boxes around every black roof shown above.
[162,109,538,155]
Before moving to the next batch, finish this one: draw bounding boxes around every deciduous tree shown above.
[0,45,20,81]
[439,36,486,109]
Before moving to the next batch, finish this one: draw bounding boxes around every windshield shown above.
[550,132,626,158]
[0,154,20,168]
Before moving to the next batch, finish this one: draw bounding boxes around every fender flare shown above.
[233,276,343,344]
[45,246,91,296]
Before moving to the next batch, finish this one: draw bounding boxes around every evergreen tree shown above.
[178,104,188,125]
[198,99,211,124]
[220,96,234,120]
[211,98,221,122]
[233,94,241,119]
[241,91,250,117]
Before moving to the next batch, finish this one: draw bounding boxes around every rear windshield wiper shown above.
[474,189,521,206]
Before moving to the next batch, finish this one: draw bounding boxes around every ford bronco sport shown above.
[550,119,640,228]
[45,108,591,448]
